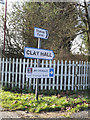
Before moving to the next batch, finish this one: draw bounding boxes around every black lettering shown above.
[36,29,45,34]
[26,50,30,55]
[48,53,52,57]
[40,52,44,56]
[33,51,36,55]
[44,52,47,56]
[36,52,39,56]
[30,51,33,55]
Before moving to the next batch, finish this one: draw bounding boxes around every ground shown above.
[0,106,90,119]
[0,88,90,119]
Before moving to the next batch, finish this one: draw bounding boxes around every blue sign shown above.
[49,68,54,77]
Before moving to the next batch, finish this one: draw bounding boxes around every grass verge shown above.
[0,88,90,117]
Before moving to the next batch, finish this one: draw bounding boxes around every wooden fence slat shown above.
[5,58,8,86]
[88,62,90,89]
[49,60,52,90]
[33,59,36,90]
[15,58,18,87]
[81,61,83,90]
[41,60,44,90]
[0,58,1,84]
[68,60,71,90]
[12,58,15,88]
[56,60,59,90]
[86,61,88,89]
[83,61,86,90]
[45,60,48,90]
[60,60,63,90]
[78,61,81,90]
[8,58,11,87]
[26,59,29,88]
[29,59,33,90]
[72,61,74,90]
[19,59,22,88]
[64,60,67,90]
[22,59,25,89]
[53,60,56,90]
[75,61,78,91]
[1,58,4,86]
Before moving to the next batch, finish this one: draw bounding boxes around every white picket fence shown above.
[0,58,90,91]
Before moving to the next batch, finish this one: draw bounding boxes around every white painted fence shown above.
[0,58,90,91]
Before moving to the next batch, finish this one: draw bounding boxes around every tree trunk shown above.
[84,0,90,61]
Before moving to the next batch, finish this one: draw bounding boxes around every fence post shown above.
[22,59,25,89]
[72,61,74,90]
[0,58,1,83]
[83,61,86,90]
[29,59,33,90]
[64,60,67,90]
[12,58,15,88]
[0,58,1,89]
[78,61,81,90]
[86,61,88,89]
[26,59,29,88]
[49,60,52,90]
[56,60,59,90]
[19,59,22,89]
[45,60,48,90]
[15,58,18,87]
[81,61,83,90]
[33,59,37,90]
[68,60,71,90]
[88,62,90,88]
[41,60,44,90]
[8,58,11,87]
[60,60,63,90]
[5,58,8,86]
[75,61,78,91]
[53,60,56,90]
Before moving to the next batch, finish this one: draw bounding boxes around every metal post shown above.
[35,38,41,100]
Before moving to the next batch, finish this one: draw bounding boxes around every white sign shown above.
[0,0,4,4]
[34,27,48,39]
[26,67,55,78]
[24,47,55,60]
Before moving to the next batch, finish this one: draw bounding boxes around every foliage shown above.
[1,2,81,58]
[77,1,90,60]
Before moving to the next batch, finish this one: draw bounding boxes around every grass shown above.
[0,88,90,115]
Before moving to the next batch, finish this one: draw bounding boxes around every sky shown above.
[0,0,22,11]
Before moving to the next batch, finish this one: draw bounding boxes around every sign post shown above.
[36,38,41,100]
[34,27,49,100]
[24,27,54,100]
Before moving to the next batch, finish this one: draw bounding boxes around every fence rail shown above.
[0,58,90,91]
